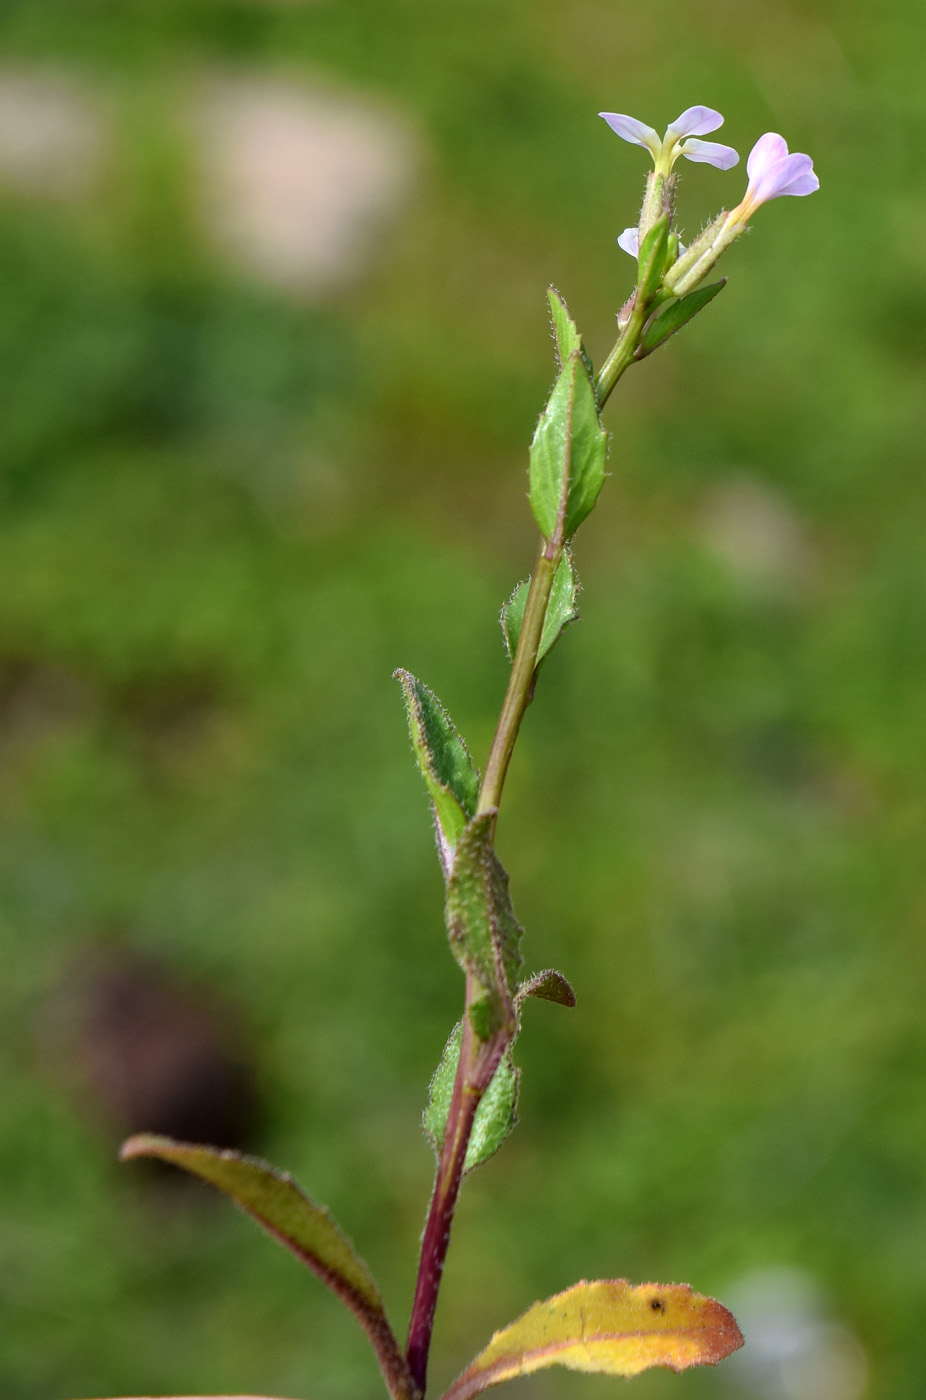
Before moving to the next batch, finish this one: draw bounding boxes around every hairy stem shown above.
[595,299,647,406]
[406,287,649,1395]
[478,541,559,818]
[406,536,560,1392]
[405,976,508,1396]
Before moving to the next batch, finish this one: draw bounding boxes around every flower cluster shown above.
[600,104,819,294]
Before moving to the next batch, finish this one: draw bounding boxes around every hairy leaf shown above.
[639,279,726,356]
[423,1021,520,1171]
[395,669,480,862]
[529,354,608,544]
[82,1395,294,1399]
[501,551,579,664]
[516,968,576,1008]
[548,287,582,365]
[442,1279,744,1400]
[121,1136,410,1400]
[446,813,523,1040]
[547,288,595,385]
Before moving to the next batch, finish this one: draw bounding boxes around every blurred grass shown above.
[0,2,924,1399]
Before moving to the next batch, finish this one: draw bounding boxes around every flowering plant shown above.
[94,103,817,1400]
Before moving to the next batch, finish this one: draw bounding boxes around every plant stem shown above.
[406,534,562,1392]
[405,976,508,1397]
[406,295,649,1395]
[477,541,559,818]
[595,301,647,407]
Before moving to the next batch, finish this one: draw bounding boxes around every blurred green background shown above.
[0,2,923,1399]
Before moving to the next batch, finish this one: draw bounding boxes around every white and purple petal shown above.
[666,105,725,139]
[599,111,661,158]
[746,131,789,181]
[765,154,819,199]
[617,227,640,257]
[679,138,740,170]
[745,133,819,204]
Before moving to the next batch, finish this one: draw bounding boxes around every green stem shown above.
[477,540,559,818]
[407,272,651,1394]
[406,540,562,1393]
[595,300,648,407]
[481,283,655,819]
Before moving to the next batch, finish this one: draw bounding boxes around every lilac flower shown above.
[599,105,739,172]
[727,132,819,225]
[664,131,820,297]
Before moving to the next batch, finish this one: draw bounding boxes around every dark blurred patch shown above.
[51,943,262,1169]
[0,652,233,783]
[112,667,229,773]
[0,654,95,746]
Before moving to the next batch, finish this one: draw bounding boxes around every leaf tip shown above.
[120,1132,168,1162]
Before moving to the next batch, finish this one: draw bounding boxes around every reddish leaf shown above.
[516,969,576,1008]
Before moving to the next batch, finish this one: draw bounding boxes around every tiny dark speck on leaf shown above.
[649,1296,666,1314]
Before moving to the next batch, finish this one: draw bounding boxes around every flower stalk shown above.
[402,101,819,1400]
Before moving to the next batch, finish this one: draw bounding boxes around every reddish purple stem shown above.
[405,995,508,1397]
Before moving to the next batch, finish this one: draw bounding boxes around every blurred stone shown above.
[192,76,416,295]
[697,477,816,596]
[52,944,261,1156]
[0,68,105,199]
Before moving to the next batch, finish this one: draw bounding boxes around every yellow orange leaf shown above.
[442,1279,743,1400]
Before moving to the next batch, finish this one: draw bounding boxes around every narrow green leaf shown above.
[501,551,579,663]
[529,355,608,544]
[395,669,480,861]
[446,813,523,1041]
[442,1279,744,1400]
[547,289,595,390]
[547,287,582,367]
[516,968,576,1008]
[121,1136,412,1400]
[639,279,726,355]
[422,1022,460,1154]
[423,1022,520,1171]
[636,214,670,302]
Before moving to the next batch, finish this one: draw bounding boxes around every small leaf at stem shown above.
[547,289,594,383]
[636,214,670,303]
[638,279,726,356]
[501,551,579,664]
[423,1022,520,1171]
[441,1279,744,1400]
[548,287,582,365]
[516,968,576,1008]
[121,1136,411,1400]
[529,355,608,543]
[395,669,480,867]
[446,813,523,1041]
